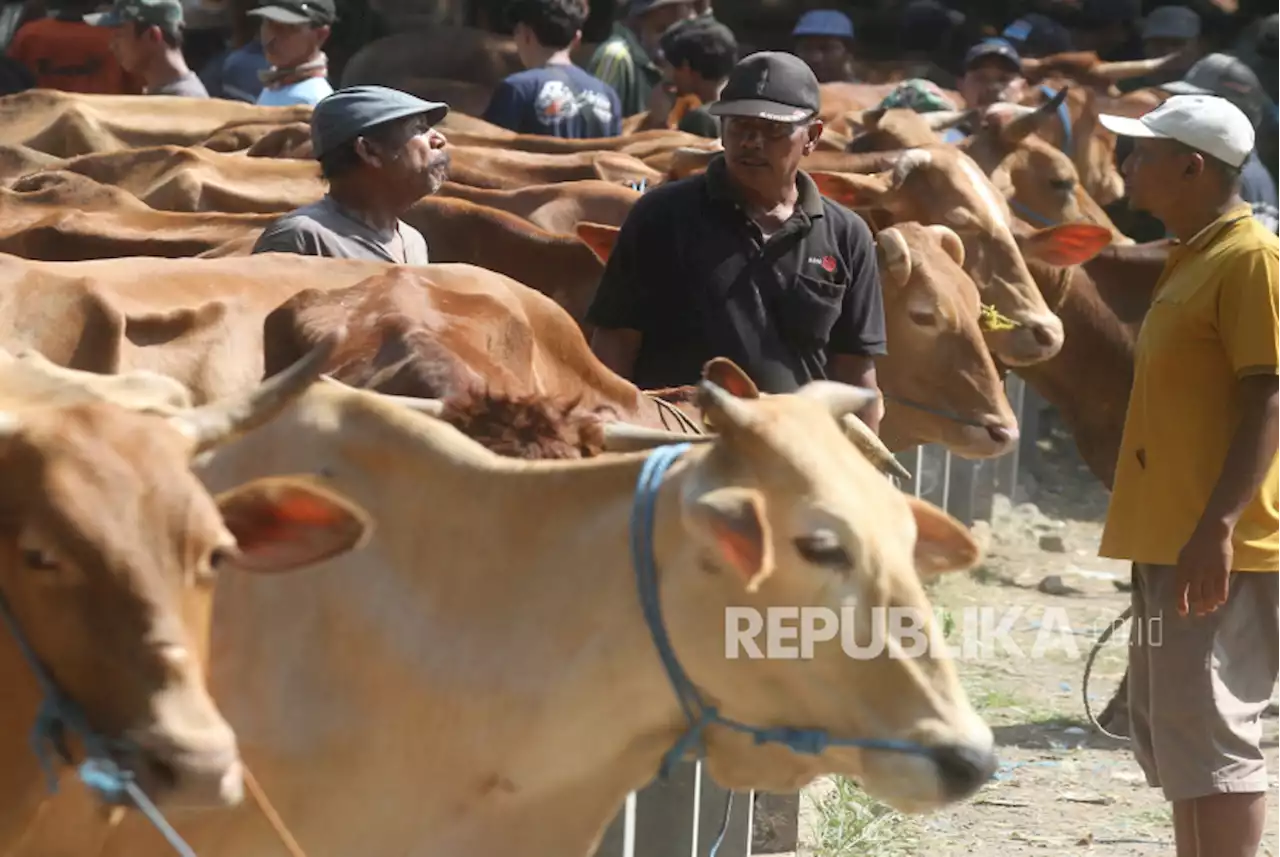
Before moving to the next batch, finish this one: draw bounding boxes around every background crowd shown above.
[0,0,1274,229]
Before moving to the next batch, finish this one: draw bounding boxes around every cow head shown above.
[873,223,1019,457]
[1019,84,1125,207]
[812,145,1091,366]
[654,366,993,809]
[963,102,1129,244]
[0,337,372,811]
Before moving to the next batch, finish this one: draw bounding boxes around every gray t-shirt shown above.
[148,71,210,98]
[251,195,430,265]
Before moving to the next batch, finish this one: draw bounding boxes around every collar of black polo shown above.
[704,154,825,220]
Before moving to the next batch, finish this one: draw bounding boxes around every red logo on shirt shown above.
[821,256,837,272]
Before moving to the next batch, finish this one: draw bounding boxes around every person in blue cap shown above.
[252,85,449,265]
[791,8,855,83]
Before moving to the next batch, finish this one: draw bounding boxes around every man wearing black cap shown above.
[957,38,1025,112]
[249,0,335,106]
[252,85,449,264]
[586,51,886,429]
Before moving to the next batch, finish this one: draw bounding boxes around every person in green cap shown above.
[252,85,449,265]
[84,0,208,97]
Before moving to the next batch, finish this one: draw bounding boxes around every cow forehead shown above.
[900,148,1011,229]
[5,404,221,570]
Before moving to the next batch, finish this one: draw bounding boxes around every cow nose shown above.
[986,423,1019,444]
[932,743,998,799]
[1031,323,1059,347]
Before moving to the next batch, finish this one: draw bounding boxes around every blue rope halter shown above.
[0,586,201,857]
[629,442,940,855]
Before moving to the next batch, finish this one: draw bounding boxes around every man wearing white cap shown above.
[1097,93,1278,857]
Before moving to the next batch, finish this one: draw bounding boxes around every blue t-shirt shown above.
[482,63,622,139]
[219,39,270,104]
[257,75,333,107]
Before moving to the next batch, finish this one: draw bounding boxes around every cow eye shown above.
[793,530,853,571]
[1049,178,1075,192]
[908,309,937,327]
[21,548,59,572]
[208,547,235,572]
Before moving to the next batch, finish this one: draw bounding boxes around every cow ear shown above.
[575,222,620,264]
[686,487,774,592]
[702,358,760,399]
[215,476,372,574]
[1018,223,1112,266]
[907,495,981,575]
[809,170,893,209]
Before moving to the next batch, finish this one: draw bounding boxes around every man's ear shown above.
[805,119,825,153]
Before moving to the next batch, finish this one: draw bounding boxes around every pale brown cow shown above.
[10,368,995,857]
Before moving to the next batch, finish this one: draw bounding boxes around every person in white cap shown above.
[1096,93,1279,857]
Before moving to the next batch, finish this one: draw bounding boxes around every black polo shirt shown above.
[585,154,887,393]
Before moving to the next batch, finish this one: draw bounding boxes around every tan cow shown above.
[0,89,312,159]
[0,337,372,851]
[11,366,995,857]
[807,146,1113,366]
[574,220,1019,458]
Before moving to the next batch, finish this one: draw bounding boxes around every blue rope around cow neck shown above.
[628,442,936,856]
[0,586,200,857]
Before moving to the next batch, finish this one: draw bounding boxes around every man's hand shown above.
[1174,522,1234,617]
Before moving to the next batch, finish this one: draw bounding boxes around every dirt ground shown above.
[793,413,1280,857]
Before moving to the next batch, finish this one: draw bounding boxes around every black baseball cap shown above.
[964,38,1022,72]
[248,0,335,25]
[707,51,820,124]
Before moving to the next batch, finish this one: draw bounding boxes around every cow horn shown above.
[992,86,1067,146]
[928,224,965,266]
[839,414,912,481]
[318,376,447,418]
[602,422,716,452]
[170,331,342,453]
[696,380,757,430]
[796,379,879,421]
[923,109,974,131]
[1090,54,1178,82]
[876,227,912,284]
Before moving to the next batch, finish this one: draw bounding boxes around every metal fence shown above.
[591,375,1045,857]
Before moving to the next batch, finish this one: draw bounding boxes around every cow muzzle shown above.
[128,709,244,809]
[984,311,1064,366]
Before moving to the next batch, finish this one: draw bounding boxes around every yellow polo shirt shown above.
[1099,204,1279,571]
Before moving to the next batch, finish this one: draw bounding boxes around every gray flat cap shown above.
[311,85,449,160]
[1141,5,1200,41]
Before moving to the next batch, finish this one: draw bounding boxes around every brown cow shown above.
[434,179,641,233]
[573,220,1019,458]
[0,337,372,851]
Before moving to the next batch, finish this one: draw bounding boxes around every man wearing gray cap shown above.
[1116,5,1201,93]
[85,0,208,97]
[252,85,449,265]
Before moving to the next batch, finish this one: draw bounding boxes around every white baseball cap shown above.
[1098,93,1255,170]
